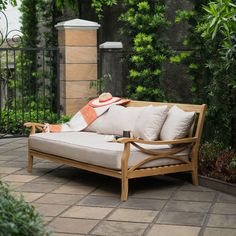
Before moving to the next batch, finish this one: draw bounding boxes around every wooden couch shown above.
[25,100,206,201]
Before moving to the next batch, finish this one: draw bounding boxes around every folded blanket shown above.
[45,99,129,133]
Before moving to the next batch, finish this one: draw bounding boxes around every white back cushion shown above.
[133,105,168,141]
[160,105,195,140]
[85,105,144,135]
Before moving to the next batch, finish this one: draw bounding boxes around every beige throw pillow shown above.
[133,105,169,141]
[160,105,195,140]
[85,105,144,135]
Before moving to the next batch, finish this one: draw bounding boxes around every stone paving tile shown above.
[2,151,26,157]
[211,203,236,214]
[14,167,50,176]
[121,198,166,210]
[6,182,25,190]
[49,217,99,234]
[157,211,206,226]
[0,155,19,161]
[179,183,214,192]
[33,162,63,169]
[130,176,181,191]
[33,203,69,217]
[0,147,12,152]
[2,174,39,182]
[91,180,121,197]
[203,227,236,236]
[216,193,236,203]
[43,216,53,225]
[52,233,85,236]
[12,192,45,202]
[14,139,28,145]
[91,185,120,197]
[164,200,211,213]
[45,169,77,179]
[91,221,148,236]
[0,139,13,145]
[64,177,101,186]
[146,224,201,236]
[15,182,62,193]
[0,143,25,149]
[0,167,21,174]
[130,187,175,200]
[32,174,71,184]
[62,206,113,219]
[173,190,216,202]
[52,183,96,195]
[207,214,236,228]
[1,161,27,168]
[35,193,83,205]
[78,195,120,207]
[108,208,158,223]
[70,174,108,187]
[0,150,11,154]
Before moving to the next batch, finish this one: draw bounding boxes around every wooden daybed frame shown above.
[25,100,206,201]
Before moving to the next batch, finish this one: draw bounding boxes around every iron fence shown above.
[0,47,60,138]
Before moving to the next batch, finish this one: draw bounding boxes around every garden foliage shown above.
[120,0,172,101]
[0,180,50,236]
[198,0,236,149]
[0,0,16,10]
[200,141,236,183]
[55,0,117,18]
[0,109,70,135]
[173,0,236,149]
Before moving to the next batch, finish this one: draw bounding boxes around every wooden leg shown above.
[28,153,33,173]
[121,177,129,201]
[192,169,199,186]
[121,143,130,201]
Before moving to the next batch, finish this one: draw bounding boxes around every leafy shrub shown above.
[174,0,236,149]
[199,141,236,183]
[0,109,71,135]
[197,0,236,149]
[229,156,236,169]
[0,180,50,236]
[199,140,225,172]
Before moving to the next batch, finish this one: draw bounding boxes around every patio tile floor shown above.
[0,137,236,236]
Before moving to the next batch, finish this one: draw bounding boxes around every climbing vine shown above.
[173,0,236,148]
[120,0,172,101]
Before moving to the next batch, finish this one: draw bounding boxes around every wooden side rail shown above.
[118,137,197,201]
[117,137,197,145]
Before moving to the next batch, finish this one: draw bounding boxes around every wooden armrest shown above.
[116,137,197,145]
[24,122,45,134]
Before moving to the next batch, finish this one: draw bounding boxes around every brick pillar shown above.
[55,19,100,115]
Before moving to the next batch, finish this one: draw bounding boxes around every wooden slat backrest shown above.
[126,100,205,113]
[125,100,207,143]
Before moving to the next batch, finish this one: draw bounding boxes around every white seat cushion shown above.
[29,132,190,170]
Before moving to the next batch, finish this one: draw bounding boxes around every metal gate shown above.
[0,12,60,138]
